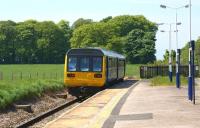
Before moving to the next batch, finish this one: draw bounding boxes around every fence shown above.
[0,72,64,81]
[140,65,199,79]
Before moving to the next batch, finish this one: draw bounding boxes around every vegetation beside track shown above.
[0,64,140,109]
[150,76,188,86]
[0,79,64,109]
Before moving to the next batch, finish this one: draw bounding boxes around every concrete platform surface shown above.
[45,80,138,128]
[45,80,200,128]
[109,80,200,128]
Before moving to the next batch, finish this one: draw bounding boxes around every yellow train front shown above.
[64,48,125,97]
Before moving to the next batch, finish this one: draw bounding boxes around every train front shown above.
[64,48,106,97]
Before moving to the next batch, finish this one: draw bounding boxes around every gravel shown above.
[0,88,76,128]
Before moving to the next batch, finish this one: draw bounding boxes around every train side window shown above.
[68,57,77,71]
[93,57,102,72]
[80,57,90,71]
[108,58,112,67]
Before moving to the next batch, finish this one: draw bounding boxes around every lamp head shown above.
[160,4,167,8]
[156,23,164,26]
[185,4,189,8]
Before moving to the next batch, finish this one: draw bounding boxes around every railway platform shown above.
[45,79,200,128]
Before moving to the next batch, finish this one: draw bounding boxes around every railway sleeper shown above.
[14,104,33,113]
[56,93,68,99]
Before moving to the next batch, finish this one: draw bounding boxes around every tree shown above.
[72,18,93,29]
[0,20,17,64]
[100,16,112,22]
[180,38,200,65]
[70,22,119,48]
[107,15,157,36]
[57,20,71,51]
[0,15,157,64]
[15,20,38,63]
[70,15,157,64]
[35,21,67,63]
[124,29,156,64]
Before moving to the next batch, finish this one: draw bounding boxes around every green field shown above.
[0,64,64,80]
[0,64,140,109]
[126,64,141,78]
[0,64,140,80]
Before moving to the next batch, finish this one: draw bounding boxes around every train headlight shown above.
[94,74,102,78]
[67,73,75,77]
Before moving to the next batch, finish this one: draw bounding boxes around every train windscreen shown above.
[93,57,102,72]
[68,57,77,71]
[68,56,102,72]
[80,57,90,71]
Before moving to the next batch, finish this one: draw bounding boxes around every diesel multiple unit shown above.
[64,48,125,97]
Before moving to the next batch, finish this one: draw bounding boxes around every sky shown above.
[0,0,199,60]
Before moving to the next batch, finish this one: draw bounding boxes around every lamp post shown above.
[160,22,181,82]
[161,28,172,82]
[160,4,189,88]
[187,0,195,104]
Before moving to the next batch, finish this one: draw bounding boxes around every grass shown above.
[126,64,141,78]
[0,64,65,109]
[0,64,140,109]
[150,76,188,86]
[0,64,64,80]
[0,79,65,109]
[0,64,140,80]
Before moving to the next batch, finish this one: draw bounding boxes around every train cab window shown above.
[93,57,102,72]
[80,57,90,71]
[68,57,77,71]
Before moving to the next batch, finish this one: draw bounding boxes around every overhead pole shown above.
[175,9,180,88]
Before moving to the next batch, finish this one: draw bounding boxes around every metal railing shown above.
[140,65,199,79]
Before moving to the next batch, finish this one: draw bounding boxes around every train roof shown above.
[66,48,125,59]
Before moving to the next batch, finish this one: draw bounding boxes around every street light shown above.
[160,4,188,88]
[187,0,195,104]
[160,22,181,82]
[160,4,188,48]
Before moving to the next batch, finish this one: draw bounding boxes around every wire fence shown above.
[0,72,64,81]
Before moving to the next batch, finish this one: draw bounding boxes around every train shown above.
[64,48,126,97]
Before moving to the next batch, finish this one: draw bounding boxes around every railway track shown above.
[15,97,86,128]
[14,80,132,128]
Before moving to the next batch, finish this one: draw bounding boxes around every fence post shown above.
[11,72,14,80]
[20,72,22,80]
[29,73,32,79]
[36,72,39,79]
[50,73,52,79]
[0,72,2,80]
[43,73,45,79]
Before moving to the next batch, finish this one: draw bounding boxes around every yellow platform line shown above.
[87,88,128,128]
[87,81,139,128]
[45,90,104,128]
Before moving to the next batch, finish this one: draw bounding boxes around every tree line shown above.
[0,15,158,64]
